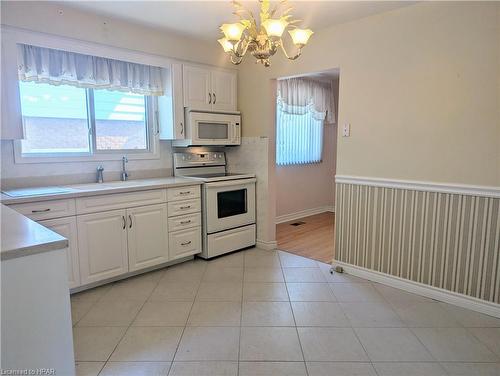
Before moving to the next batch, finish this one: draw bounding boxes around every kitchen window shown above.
[13,43,165,163]
[17,81,152,159]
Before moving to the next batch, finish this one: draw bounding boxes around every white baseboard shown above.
[256,239,278,250]
[334,261,500,318]
[275,205,335,224]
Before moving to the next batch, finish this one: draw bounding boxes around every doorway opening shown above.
[274,68,339,264]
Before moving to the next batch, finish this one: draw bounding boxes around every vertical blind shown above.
[276,77,334,166]
[276,103,324,165]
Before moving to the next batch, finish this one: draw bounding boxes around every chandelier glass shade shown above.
[218,0,313,67]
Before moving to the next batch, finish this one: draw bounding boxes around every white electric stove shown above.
[173,152,256,259]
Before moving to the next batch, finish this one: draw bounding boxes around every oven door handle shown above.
[204,178,256,188]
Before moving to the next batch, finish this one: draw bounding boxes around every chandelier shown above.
[218,0,314,67]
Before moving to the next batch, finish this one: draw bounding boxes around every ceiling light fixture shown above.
[218,0,314,67]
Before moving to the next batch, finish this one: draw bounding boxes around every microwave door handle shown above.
[233,123,239,143]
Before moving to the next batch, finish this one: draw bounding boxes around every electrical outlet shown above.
[343,123,351,137]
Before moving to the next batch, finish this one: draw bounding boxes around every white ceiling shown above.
[60,1,414,41]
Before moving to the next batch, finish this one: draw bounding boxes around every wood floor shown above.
[276,212,335,264]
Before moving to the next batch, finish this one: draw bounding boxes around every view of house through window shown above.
[19,81,149,156]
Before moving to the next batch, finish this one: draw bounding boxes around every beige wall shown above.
[0,1,229,67]
[238,1,500,187]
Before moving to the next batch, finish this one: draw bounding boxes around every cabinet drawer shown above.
[9,199,76,221]
[167,198,201,217]
[76,189,167,214]
[169,227,201,260]
[168,212,201,232]
[167,185,200,202]
[207,224,256,258]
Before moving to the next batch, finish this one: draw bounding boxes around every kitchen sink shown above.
[101,180,149,188]
[2,186,77,197]
[69,183,114,191]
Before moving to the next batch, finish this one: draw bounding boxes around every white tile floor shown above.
[71,248,500,376]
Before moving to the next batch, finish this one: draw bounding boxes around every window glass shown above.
[93,90,148,150]
[18,82,150,157]
[19,81,90,154]
[217,189,247,218]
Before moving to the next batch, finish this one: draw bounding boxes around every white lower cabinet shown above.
[10,185,203,289]
[169,227,201,261]
[77,209,129,285]
[39,216,81,289]
[127,204,169,271]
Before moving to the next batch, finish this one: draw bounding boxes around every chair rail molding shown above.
[335,175,500,199]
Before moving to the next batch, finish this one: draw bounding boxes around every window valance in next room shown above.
[277,77,335,124]
[17,43,164,96]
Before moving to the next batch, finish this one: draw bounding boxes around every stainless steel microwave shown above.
[172,110,241,147]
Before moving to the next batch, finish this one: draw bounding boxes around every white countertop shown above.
[1,204,68,261]
[0,177,202,205]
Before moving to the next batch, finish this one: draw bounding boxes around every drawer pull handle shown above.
[122,216,126,230]
[180,220,192,224]
[179,191,191,195]
[32,208,51,213]
[181,240,192,246]
[129,214,133,228]
[180,205,191,209]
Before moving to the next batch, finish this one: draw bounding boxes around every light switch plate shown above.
[343,123,351,137]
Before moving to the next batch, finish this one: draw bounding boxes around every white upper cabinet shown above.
[183,65,212,111]
[1,29,23,140]
[183,64,237,112]
[158,63,185,140]
[159,63,238,140]
[211,70,237,112]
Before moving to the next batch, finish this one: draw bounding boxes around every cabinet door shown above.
[77,210,128,285]
[211,70,237,112]
[39,217,81,289]
[183,65,211,111]
[158,63,185,140]
[127,204,169,271]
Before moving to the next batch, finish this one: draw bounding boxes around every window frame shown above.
[13,85,160,164]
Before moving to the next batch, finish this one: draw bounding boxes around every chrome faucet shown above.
[96,165,104,183]
[121,156,129,181]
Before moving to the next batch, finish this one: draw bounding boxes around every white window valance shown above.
[17,44,164,96]
[277,77,335,123]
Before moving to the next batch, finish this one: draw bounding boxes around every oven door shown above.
[204,178,256,234]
